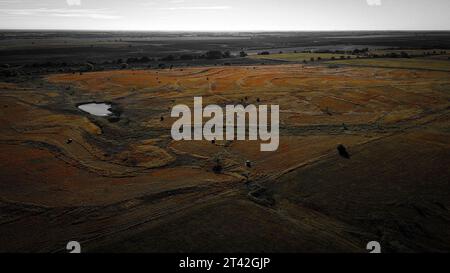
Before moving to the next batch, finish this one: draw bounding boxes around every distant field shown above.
[249,52,355,62]
[326,58,450,71]
[419,54,450,60]
[370,49,448,56]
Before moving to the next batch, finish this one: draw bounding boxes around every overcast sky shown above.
[0,0,449,31]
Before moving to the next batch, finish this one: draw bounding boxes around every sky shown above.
[0,0,449,31]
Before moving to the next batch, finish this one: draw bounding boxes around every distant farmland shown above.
[326,58,450,72]
[249,52,355,62]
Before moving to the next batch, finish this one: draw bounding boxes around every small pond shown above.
[78,103,112,117]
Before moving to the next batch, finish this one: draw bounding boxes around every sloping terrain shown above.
[0,63,449,252]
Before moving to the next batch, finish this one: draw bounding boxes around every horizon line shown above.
[1,28,450,33]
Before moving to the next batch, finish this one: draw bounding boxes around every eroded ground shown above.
[1,64,449,252]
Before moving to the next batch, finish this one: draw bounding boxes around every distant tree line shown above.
[156,50,234,62]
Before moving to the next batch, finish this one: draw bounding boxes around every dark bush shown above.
[400,51,410,58]
[212,159,223,173]
[388,52,399,58]
[127,57,138,63]
[180,54,194,60]
[160,55,175,61]
[205,50,223,59]
[337,144,350,159]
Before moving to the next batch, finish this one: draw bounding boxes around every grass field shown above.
[249,52,355,62]
[370,49,448,56]
[1,62,450,252]
[326,58,450,71]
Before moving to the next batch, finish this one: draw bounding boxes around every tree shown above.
[239,51,248,57]
[400,51,410,58]
[205,50,223,59]
[180,54,194,60]
[160,55,175,61]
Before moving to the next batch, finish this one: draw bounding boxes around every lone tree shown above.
[240,51,248,57]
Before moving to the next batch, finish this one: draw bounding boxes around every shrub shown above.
[400,51,410,58]
[127,57,138,63]
[160,55,175,61]
[205,50,223,59]
[85,63,94,71]
[239,51,248,57]
[212,158,223,173]
[337,144,350,159]
[223,51,231,58]
[180,54,194,60]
